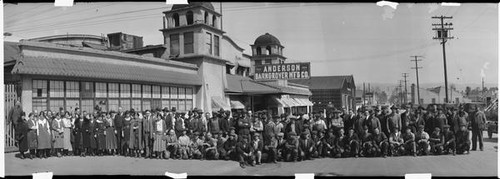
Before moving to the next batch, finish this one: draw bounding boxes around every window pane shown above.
[108,83,119,98]
[65,99,80,112]
[214,35,219,56]
[142,100,151,111]
[142,85,151,98]
[32,80,47,98]
[152,99,162,110]
[186,88,193,99]
[152,86,161,98]
[49,80,64,97]
[206,32,212,55]
[120,84,131,98]
[66,81,80,98]
[161,86,170,99]
[33,98,47,112]
[49,99,64,112]
[132,99,141,112]
[162,100,170,109]
[184,32,194,54]
[170,34,180,55]
[132,84,141,98]
[108,99,119,112]
[120,99,131,111]
[186,100,193,111]
[95,82,107,98]
[178,99,185,112]
[80,82,94,98]
[81,99,94,114]
[178,87,185,99]
[171,87,178,99]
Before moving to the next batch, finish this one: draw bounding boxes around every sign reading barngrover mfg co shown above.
[254,63,310,81]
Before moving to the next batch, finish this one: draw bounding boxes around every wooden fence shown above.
[5,83,20,152]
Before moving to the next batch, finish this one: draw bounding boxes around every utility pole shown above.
[403,73,409,105]
[432,15,454,103]
[411,56,423,105]
[363,83,366,106]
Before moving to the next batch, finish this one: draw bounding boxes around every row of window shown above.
[32,80,195,113]
[170,31,219,57]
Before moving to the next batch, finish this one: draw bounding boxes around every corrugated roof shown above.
[226,74,280,94]
[11,56,202,86]
[4,41,20,64]
[290,76,354,90]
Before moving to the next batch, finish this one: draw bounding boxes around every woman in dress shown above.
[81,113,92,157]
[122,111,132,156]
[130,112,143,157]
[51,113,64,157]
[95,113,107,156]
[37,111,52,158]
[89,114,97,156]
[61,112,73,156]
[105,112,117,155]
[15,112,29,159]
[27,112,38,159]
[153,113,166,159]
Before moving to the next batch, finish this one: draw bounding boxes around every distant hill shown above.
[355,82,498,94]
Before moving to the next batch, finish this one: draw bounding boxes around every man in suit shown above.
[415,125,430,156]
[364,109,381,135]
[442,125,456,155]
[298,131,315,161]
[114,107,125,155]
[284,132,299,162]
[387,106,402,135]
[237,135,254,168]
[142,110,154,158]
[456,125,470,154]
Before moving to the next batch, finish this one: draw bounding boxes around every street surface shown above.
[5,131,498,176]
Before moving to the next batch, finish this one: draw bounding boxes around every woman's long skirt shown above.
[153,134,166,152]
[105,127,117,150]
[63,128,72,151]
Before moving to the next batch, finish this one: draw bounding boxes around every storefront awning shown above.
[281,98,299,107]
[292,98,306,106]
[301,98,314,106]
[271,97,289,108]
[230,100,245,109]
[212,96,230,111]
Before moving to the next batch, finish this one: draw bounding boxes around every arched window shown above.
[266,46,272,55]
[186,11,193,25]
[256,47,262,55]
[204,12,209,24]
[173,13,180,27]
[212,15,217,27]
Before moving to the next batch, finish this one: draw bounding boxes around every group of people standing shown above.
[9,100,487,169]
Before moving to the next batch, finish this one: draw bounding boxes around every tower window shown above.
[170,34,179,56]
[204,12,209,24]
[186,11,194,25]
[212,16,217,27]
[214,35,220,56]
[256,47,262,55]
[184,32,194,54]
[173,13,180,27]
[266,46,272,55]
[206,32,212,55]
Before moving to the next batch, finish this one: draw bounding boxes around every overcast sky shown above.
[4,2,498,86]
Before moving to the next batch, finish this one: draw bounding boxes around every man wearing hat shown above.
[456,125,470,154]
[142,110,155,158]
[360,125,373,157]
[208,111,221,136]
[410,107,426,134]
[364,109,381,135]
[237,135,254,168]
[448,107,460,135]
[284,131,299,162]
[387,105,402,136]
[251,133,264,165]
[389,127,404,157]
[237,110,252,141]
[371,128,389,157]
[330,109,344,133]
[285,116,300,139]
[424,105,437,134]
[264,115,277,147]
[470,105,486,151]
[298,130,315,161]
[114,106,125,155]
[442,125,456,155]
[434,107,447,132]
[276,132,286,161]
[343,128,360,157]
[429,127,444,155]
[415,125,430,156]
[354,110,368,138]
[402,127,416,157]
[222,130,238,160]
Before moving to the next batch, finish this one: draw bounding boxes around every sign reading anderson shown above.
[254,62,310,81]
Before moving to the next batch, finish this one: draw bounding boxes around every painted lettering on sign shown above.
[254,63,310,81]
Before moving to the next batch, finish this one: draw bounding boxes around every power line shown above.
[402,73,409,104]
[432,15,454,103]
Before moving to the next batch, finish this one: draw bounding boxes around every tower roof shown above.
[171,2,215,11]
[254,33,281,46]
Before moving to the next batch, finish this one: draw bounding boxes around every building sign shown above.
[254,63,310,81]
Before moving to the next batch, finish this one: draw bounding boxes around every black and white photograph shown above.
[2,1,498,177]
